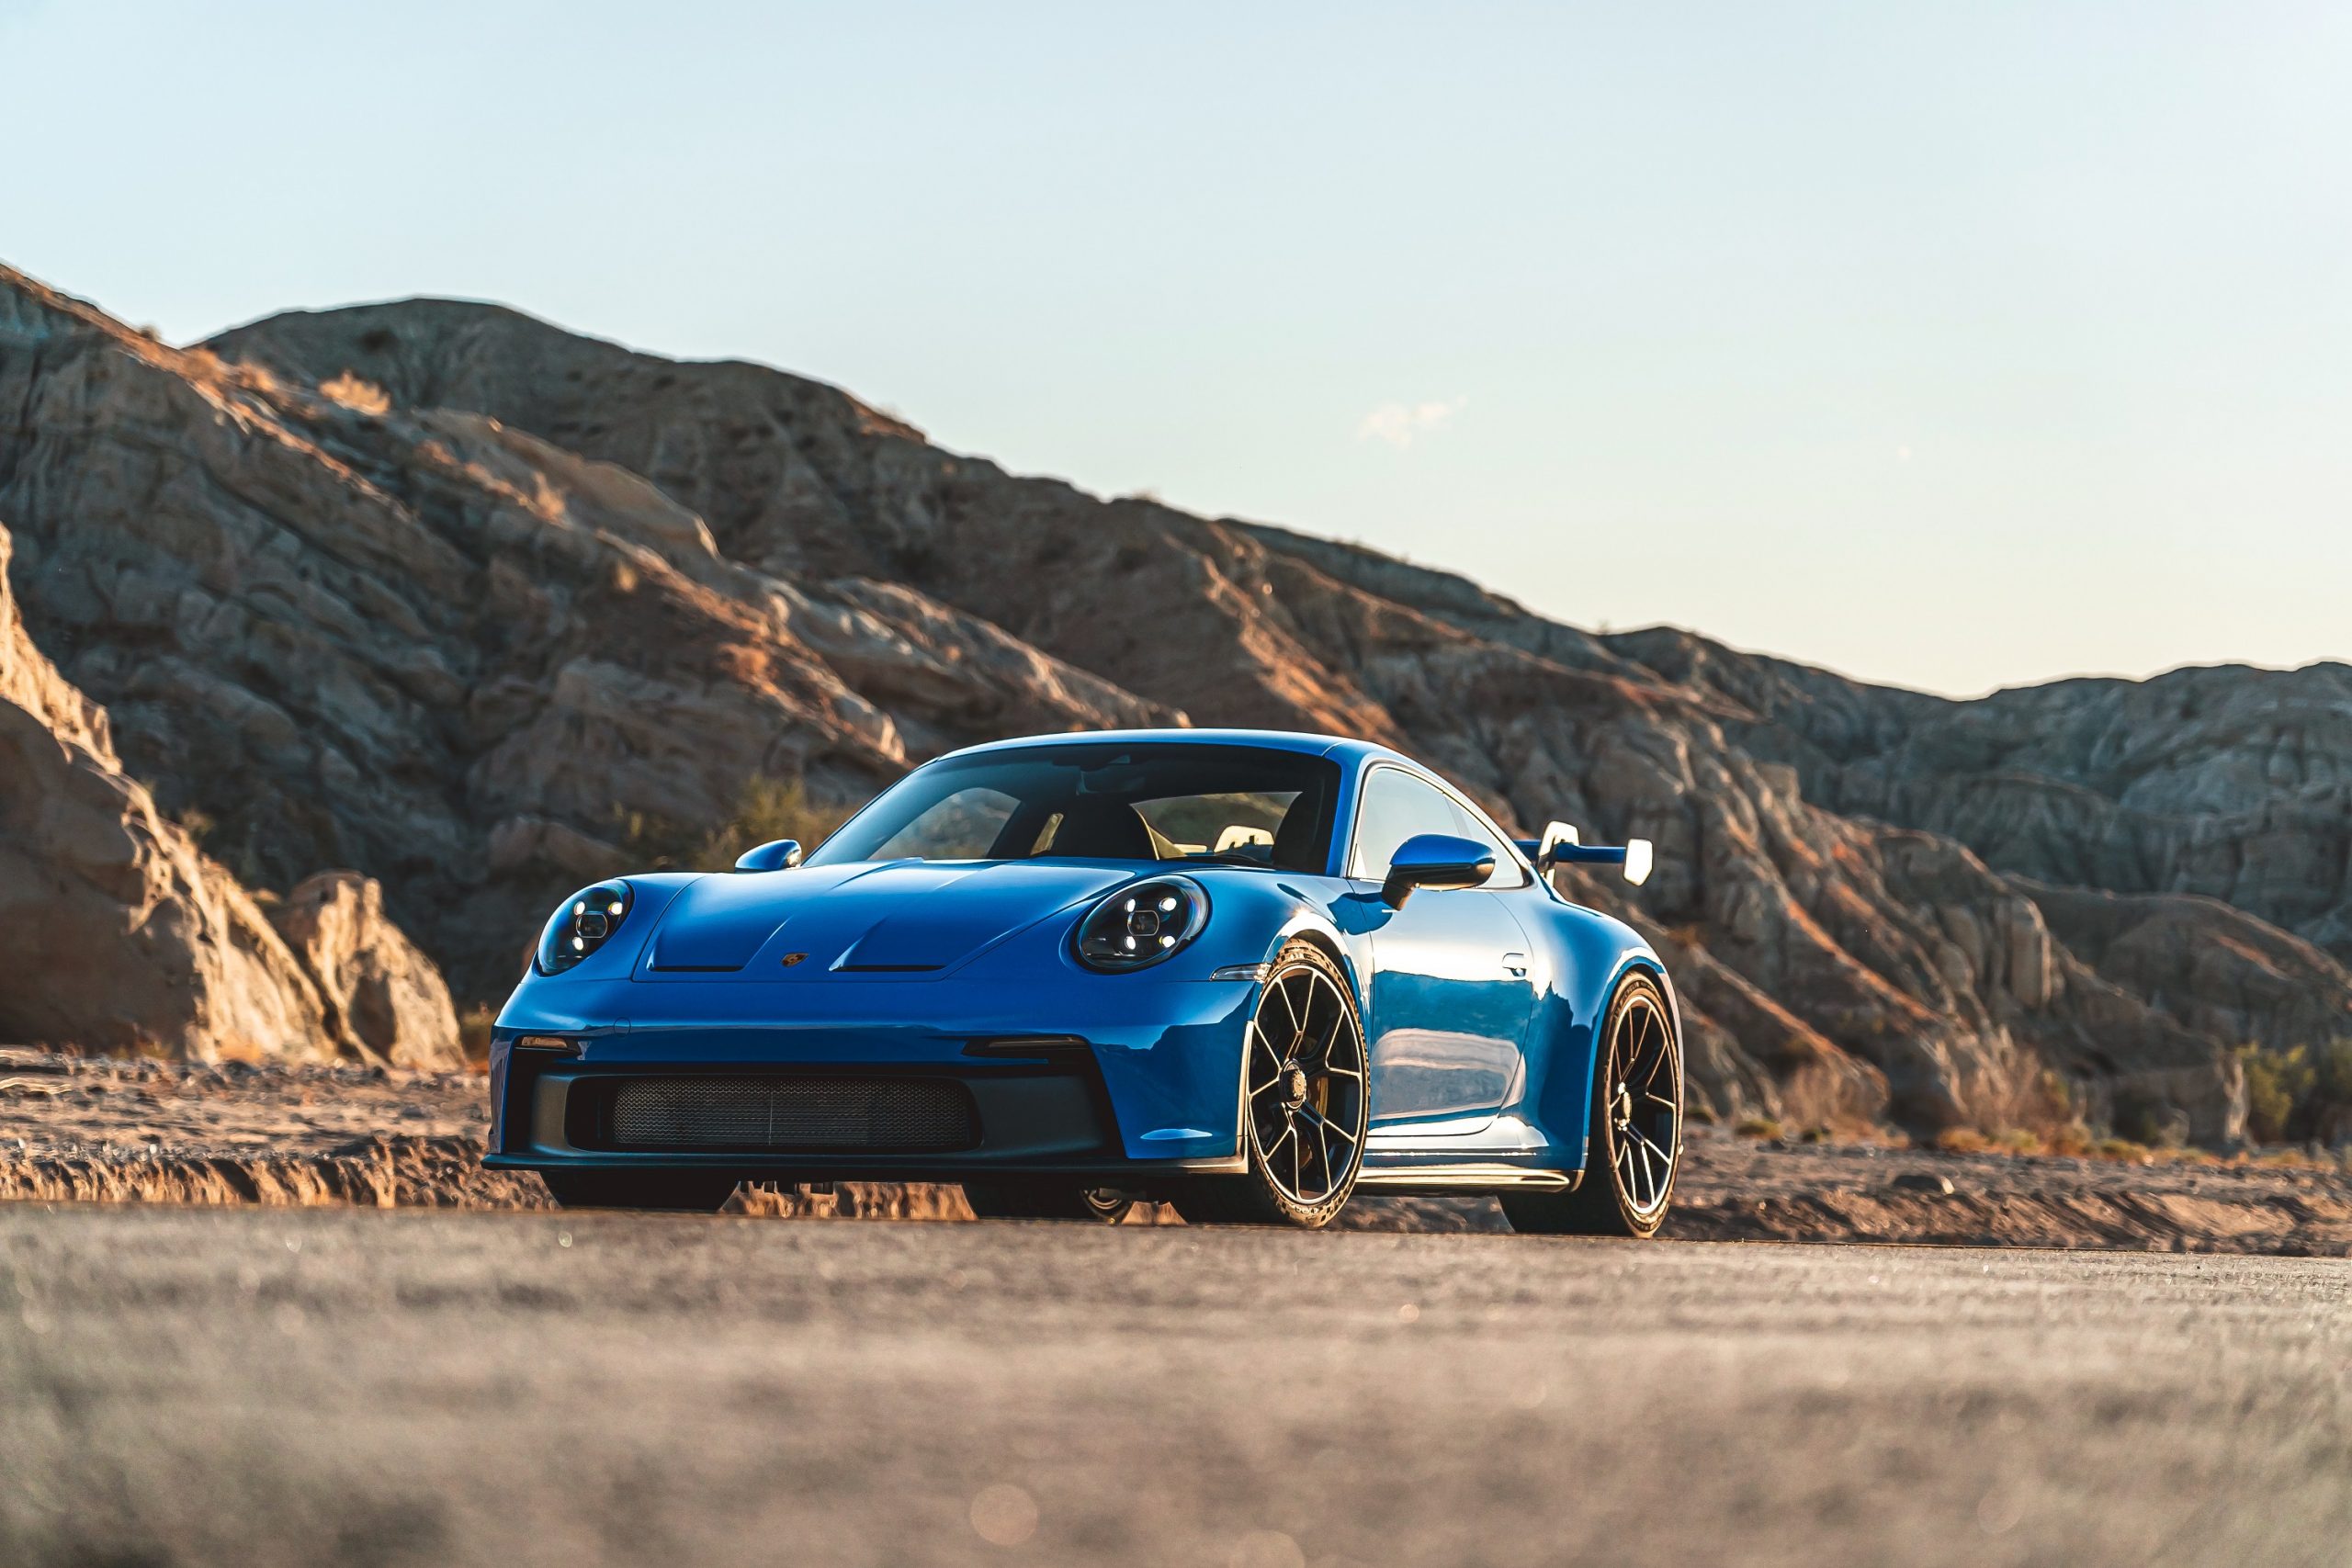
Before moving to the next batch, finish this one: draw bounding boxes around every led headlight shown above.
[1075,877,1208,973]
[536,882,634,976]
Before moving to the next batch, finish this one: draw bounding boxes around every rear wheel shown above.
[1170,942,1368,1229]
[539,1170,741,1212]
[962,1180,1135,1224]
[1501,973,1681,1238]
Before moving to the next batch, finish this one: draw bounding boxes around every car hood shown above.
[635,860,1142,978]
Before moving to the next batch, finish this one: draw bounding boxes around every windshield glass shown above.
[805,744,1342,873]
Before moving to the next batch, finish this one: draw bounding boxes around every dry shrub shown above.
[458,1004,496,1066]
[2110,1089,2189,1149]
[320,370,392,415]
[2093,1137,2152,1164]
[2238,1041,2352,1145]
[618,776,849,874]
[1734,1116,1783,1141]
[2044,1122,2096,1157]
[695,776,847,871]
[1930,1125,2081,1159]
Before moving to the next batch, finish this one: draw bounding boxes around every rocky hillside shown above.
[0,510,458,1067]
[4,260,2346,1142]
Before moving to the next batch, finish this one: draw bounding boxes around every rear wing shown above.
[1513,820,1654,886]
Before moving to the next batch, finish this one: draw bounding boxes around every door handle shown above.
[1502,953,1529,978]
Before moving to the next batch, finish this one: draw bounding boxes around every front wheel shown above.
[962,1180,1135,1224]
[1501,972,1682,1238]
[1170,942,1369,1229]
[540,1170,742,1212]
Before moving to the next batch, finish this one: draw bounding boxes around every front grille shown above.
[604,1076,979,1154]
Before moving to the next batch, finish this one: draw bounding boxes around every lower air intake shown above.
[605,1076,979,1154]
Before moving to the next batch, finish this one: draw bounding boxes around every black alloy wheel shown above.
[962,1180,1136,1224]
[1501,972,1682,1238]
[1173,942,1369,1228]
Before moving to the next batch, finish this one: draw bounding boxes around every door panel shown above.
[1349,766,1537,1137]
[1363,891,1536,1128]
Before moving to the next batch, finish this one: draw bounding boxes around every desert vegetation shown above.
[616,776,848,874]
[2238,1040,2352,1146]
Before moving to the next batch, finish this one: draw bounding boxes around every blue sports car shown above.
[485,729,1680,1234]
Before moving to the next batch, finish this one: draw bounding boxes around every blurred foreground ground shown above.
[2,1205,2346,1568]
[4,1049,2348,1254]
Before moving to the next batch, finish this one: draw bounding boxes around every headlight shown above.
[1075,877,1208,972]
[536,882,634,975]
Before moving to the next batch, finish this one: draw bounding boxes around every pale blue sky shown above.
[5,1,2347,694]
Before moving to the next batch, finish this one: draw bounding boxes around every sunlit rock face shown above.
[0,265,1175,1007]
[0,514,333,1060]
[267,873,464,1071]
[2,259,2343,1136]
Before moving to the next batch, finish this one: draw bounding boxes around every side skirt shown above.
[1352,1163,1580,1197]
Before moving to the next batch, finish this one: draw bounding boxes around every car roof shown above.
[933,728,1415,771]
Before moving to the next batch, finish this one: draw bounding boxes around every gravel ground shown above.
[2,1204,2346,1568]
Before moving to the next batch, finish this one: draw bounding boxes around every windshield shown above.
[805,744,1342,873]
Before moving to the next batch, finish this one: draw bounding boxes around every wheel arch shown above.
[1261,904,1370,1018]
[1215,908,1369,1150]
[1521,920,1679,1177]
[1197,924,1371,1227]
[1277,923,1356,998]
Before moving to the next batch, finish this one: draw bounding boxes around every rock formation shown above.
[0,513,329,1059]
[267,873,464,1070]
[1,265,1172,1006]
[1604,630,2352,965]
[2,258,2344,1141]
[0,513,462,1066]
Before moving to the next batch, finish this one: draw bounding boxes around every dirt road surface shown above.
[3,1205,2346,1568]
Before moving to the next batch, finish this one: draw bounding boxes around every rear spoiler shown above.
[1513,820,1654,886]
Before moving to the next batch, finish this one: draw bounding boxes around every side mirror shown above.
[1380,833,1495,908]
[734,839,804,873]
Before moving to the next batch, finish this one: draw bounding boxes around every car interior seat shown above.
[1270,791,1327,873]
[1035,797,1159,860]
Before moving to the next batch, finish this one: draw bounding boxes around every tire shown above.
[1170,941,1369,1229]
[1501,972,1682,1239]
[962,1180,1135,1224]
[540,1169,742,1212]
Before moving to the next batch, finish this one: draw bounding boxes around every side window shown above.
[1348,768,1527,886]
[1442,797,1530,888]
[1348,769,1469,879]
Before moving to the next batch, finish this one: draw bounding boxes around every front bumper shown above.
[486,974,1259,1177]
